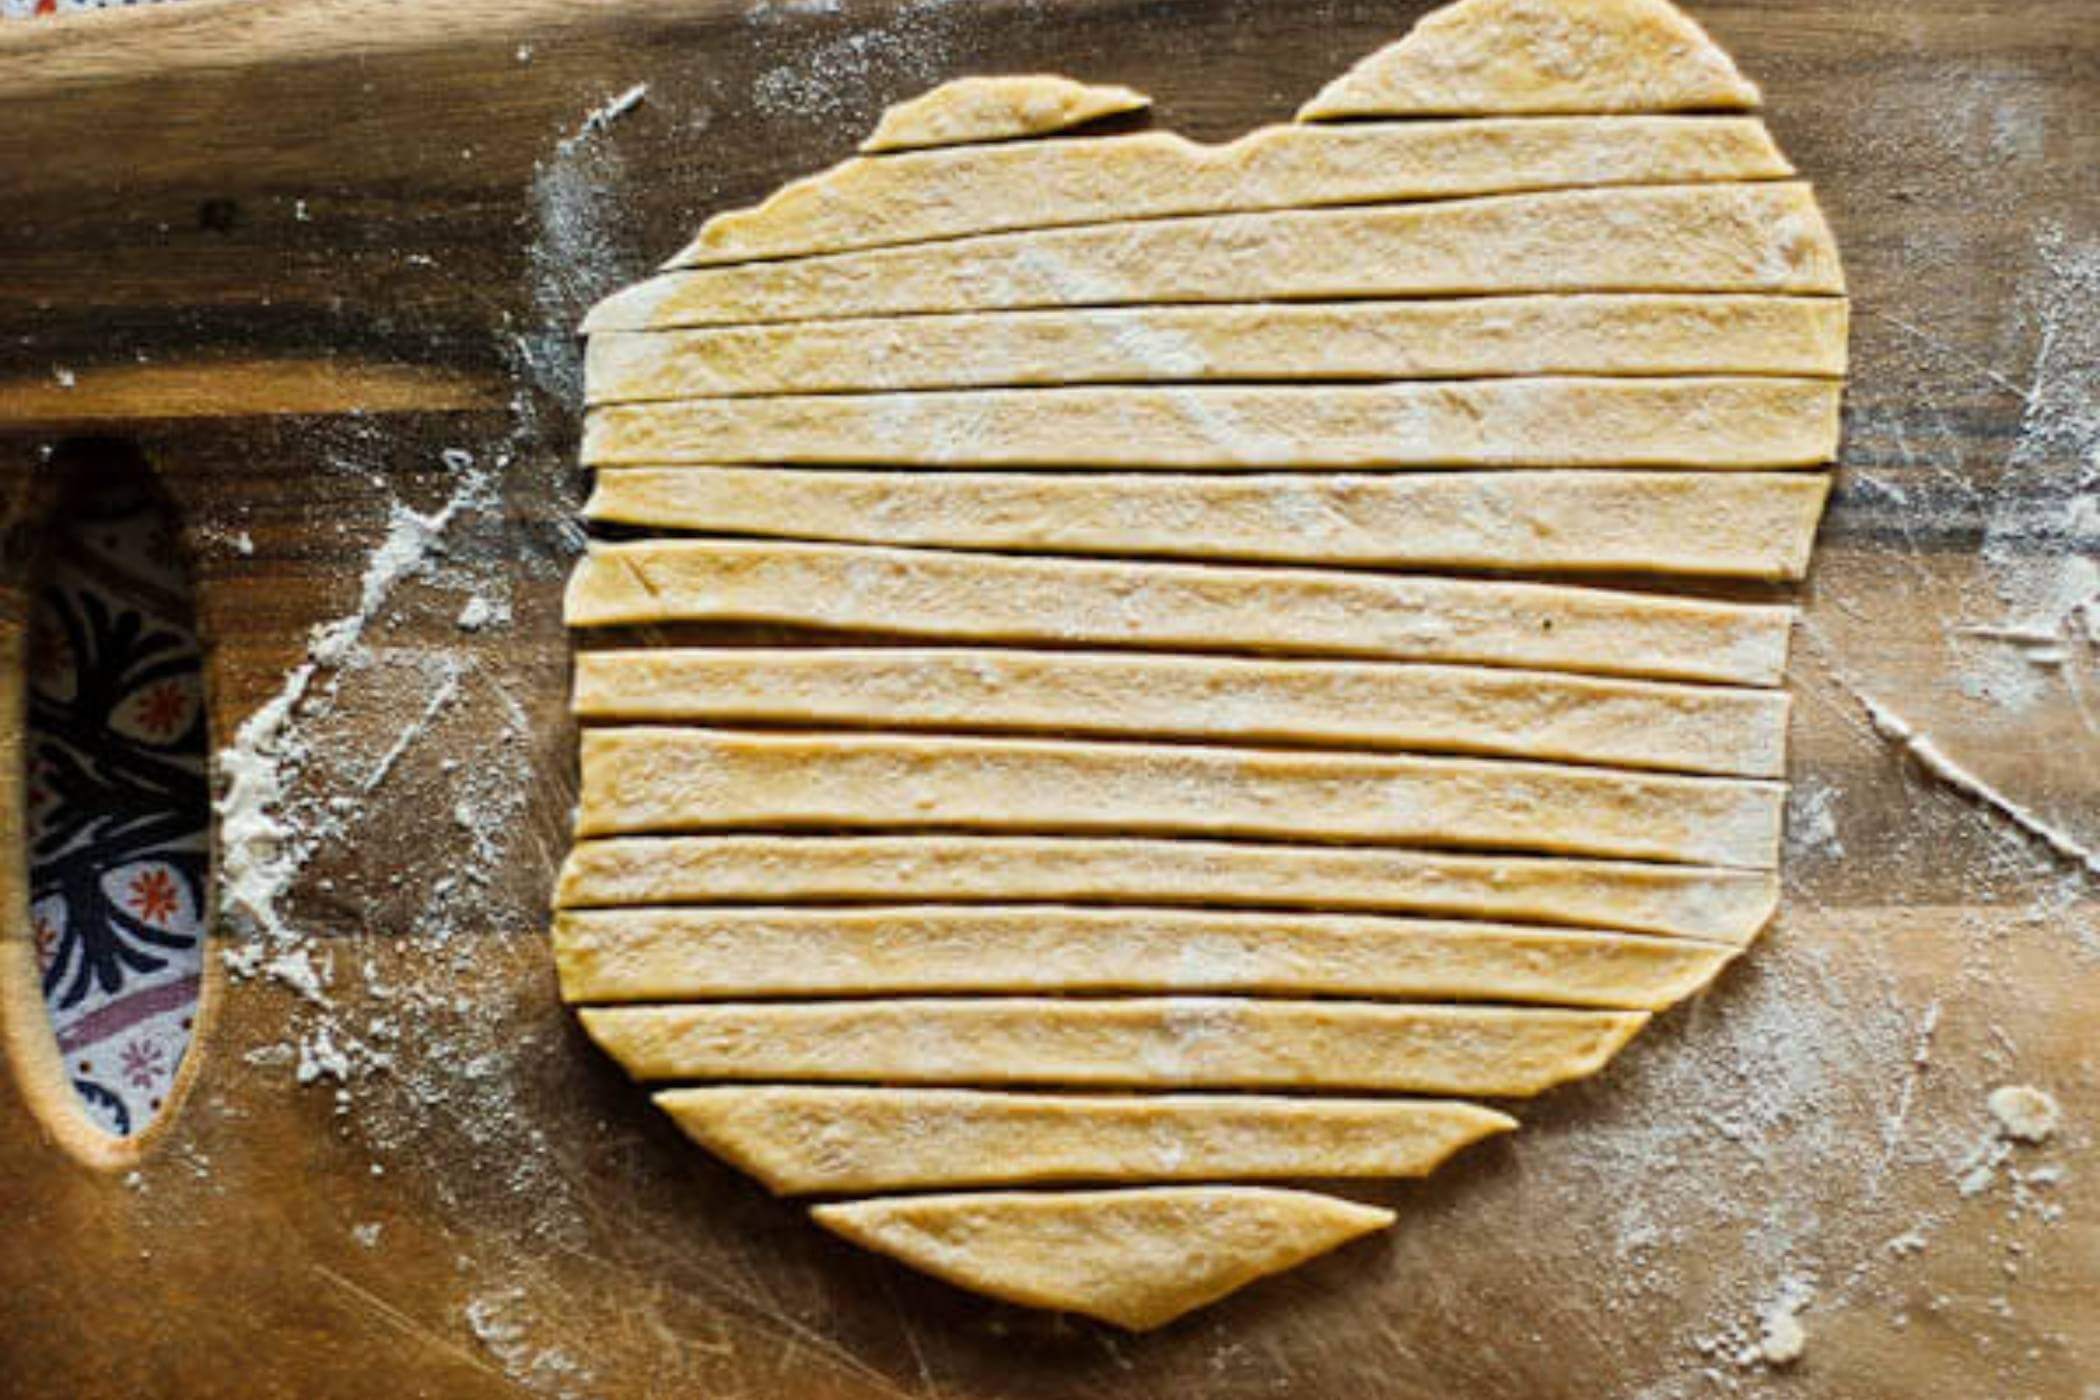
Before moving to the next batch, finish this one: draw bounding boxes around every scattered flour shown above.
[1753,1278,1814,1367]
[1987,1085,2062,1144]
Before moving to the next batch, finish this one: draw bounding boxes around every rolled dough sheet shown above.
[811,1187,1394,1332]
[575,729,1784,867]
[571,648,1791,776]
[584,295,1848,399]
[553,905,1735,1008]
[580,376,1838,469]
[583,468,1830,580]
[676,117,1789,265]
[860,75,1150,154]
[579,996,1649,1095]
[563,542,1797,686]
[655,1086,1515,1193]
[673,116,1789,265]
[1299,0,1760,119]
[553,836,1779,945]
[588,182,1842,331]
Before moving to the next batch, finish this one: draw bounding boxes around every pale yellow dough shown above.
[572,648,1790,776]
[1300,0,1760,119]
[585,295,1847,399]
[584,375,1837,469]
[811,1188,1393,1331]
[656,1087,1513,1194]
[584,469,1830,580]
[859,75,1150,154]
[582,997,1647,1094]
[673,116,1789,265]
[589,183,1842,331]
[554,905,1734,1007]
[576,729,1783,867]
[554,836,1779,945]
[563,542,1797,686]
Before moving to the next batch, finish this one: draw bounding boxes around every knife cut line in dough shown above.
[571,648,1791,776]
[861,75,1151,154]
[585,295,1848,399]
[657,1086,1515,1194]
[584,468,1830,581]
[564,542,1798,687]
[576,729,1785,867]
[591,182,1842,331]
[1299,0,1760,120]
[581,376,1839,469]
[810,1187,1394,1332]
[671,116,1790,266]
[579,996,1650,1094]
[553,904,1736,1008]
[553,836,1779,945]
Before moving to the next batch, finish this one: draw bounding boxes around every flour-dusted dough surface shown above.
[572,648,1790,775]
[591,183,1842,331]
[585,295,1847,399]
[674,116,1789,265]
[554,836,1779,944]
[583,376,1838,469]
[554,905,1735,1007]
[580,997,1649,1094]
[656,1087,1513,1194]
[1300,0,1760,119]
[564,542,1797,686]
[585,468,1830,580]
[812,1188,1394,1332]
[576,729,1783,867]
[859,75,1150,154]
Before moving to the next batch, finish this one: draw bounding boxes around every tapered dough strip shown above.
[1300,0,1760,120]
[811,1187,1394,1331]
[554,836,1779,945]
[554,905,1735,1009]
[577,729,1783,867]
[673,116,1789,265]
[582,376,1838,470]
[860,75,1151,154]
[572,648,1790,776]
[585,468,1830,581]
[657,1086,1515,1194]
[585,296,1848,401]
[564,542,1796,686]
[579,997,1649,1095]
[590,183,1843,331]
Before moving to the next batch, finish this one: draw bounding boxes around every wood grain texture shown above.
[2,1,2097,1397]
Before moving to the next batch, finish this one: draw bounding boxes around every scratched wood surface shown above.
[1,1,2096,1396]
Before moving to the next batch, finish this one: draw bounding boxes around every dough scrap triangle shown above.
[1300,0,1760,119]
[811,1188,1394,1331]
[861,75,1150,153]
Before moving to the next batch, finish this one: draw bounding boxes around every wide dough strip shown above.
[553,905,1735,1008]
[585,468,1830,580]
[589,183,1842,332]
[572,648,1791,777]
[585,295,1848,400]
[554,836,1779,946]
[674,115,1789,265]
[564,542,1797,686]
[579,997,1649,1094]
[811,1188,1395,1332]
[577,729,1783,867]
[582,376,1837,469]
[657,1086,1516,1194]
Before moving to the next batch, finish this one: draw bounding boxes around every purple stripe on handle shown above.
[57,973,201,1054]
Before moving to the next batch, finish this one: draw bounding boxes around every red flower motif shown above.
[128,867,181,927]
[136,679,191,737]
[120,1038,166,1091]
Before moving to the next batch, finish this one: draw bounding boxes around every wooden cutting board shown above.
[1,1,2095,1395]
